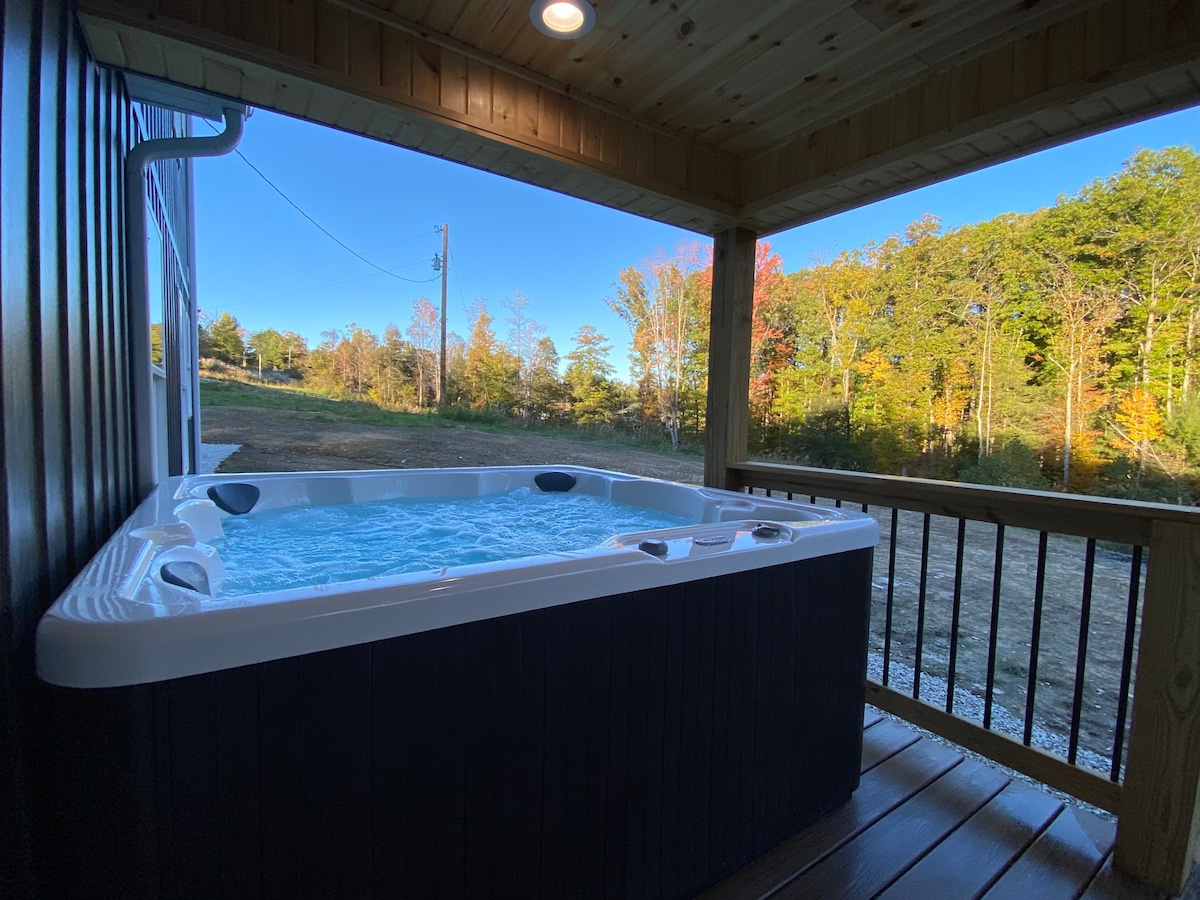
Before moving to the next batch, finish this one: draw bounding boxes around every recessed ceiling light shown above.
[530,0,595,39]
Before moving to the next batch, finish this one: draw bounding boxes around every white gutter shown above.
[125,104,246,501]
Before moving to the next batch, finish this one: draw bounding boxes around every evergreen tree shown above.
[248,328,288,373]
[374,324,415,409]
[565,325,619,427]
[207,311,245,364]
[527,336,566,422]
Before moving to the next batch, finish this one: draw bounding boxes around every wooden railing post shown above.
[1115,520,1200,894]
[704,226,756,491]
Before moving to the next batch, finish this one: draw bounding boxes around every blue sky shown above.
[193,106,1198,376]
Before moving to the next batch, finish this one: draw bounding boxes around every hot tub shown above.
[37,466,877,900]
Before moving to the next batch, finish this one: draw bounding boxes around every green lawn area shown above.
[199,378,435,428]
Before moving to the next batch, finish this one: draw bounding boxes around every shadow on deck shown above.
[702,709,1168,900]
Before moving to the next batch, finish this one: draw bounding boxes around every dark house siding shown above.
[0,3,193,897]
[1,3,129,896]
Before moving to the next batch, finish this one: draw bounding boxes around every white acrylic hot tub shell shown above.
[37,466,877,688]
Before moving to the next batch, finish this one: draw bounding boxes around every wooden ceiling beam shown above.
[322,0,715,151]
[77,0,741,233]
[741,0,1200,231]
[75,0,1198,237]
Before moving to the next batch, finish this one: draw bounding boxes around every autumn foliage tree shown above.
[504,291,547,423]
[610,242,710,448]
[406,298,438,407]
[195,146,1199,502]
[736,146,1198,500]
[1114,388,1166,487]
[463,300,518,412]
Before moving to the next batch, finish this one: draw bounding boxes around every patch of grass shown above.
[199,376,706,457]
[436,404,515,427]
[565,425,706,457]
[199,379,434,428]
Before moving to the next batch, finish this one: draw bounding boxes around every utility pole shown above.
[438,223,449,406]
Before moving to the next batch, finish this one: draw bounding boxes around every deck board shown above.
[876,780,1063,900]
[859,719,921,771]
[983,808,1116,900]
[702,734,961,898]
[774,759,1010,899]
[702,711,1161,900]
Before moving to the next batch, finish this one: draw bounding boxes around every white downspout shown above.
[126,104,246,501]
[186,152,202,476]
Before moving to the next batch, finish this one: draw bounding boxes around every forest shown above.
[198,147,1200,504]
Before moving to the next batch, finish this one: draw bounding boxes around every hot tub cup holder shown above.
[173,498,224,542]
[130,521,198,548]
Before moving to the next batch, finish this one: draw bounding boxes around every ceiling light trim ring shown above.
[530,0,596,40]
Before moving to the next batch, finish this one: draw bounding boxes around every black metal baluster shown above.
[1110,545,1144,781]
[1023,532,1049,746]
[1068,539,1097,766]
[983,525,1005,730]
[882,509,899,686]
[786,492,793,501]
[913,514,932,700]
[809,495,816,504]
[835,498,843,508]
[945,519,966,714]
[861,503,869,514]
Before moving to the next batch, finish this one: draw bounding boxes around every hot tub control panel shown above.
[622,520,793,562]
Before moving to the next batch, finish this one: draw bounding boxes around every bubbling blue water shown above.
[209,487,692,596]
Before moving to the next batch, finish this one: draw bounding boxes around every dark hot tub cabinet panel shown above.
[43,549,871,900]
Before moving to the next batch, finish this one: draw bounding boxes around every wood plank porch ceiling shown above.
[79,0,1200,235]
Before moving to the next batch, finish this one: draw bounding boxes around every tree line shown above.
[200,146,1200,502]
[199,294,649,439]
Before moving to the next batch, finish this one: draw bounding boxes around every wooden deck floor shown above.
[702,710,1169,900]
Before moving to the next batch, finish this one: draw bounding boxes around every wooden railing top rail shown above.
[729,461,1200,545]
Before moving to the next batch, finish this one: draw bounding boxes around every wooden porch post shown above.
[1115,520,1200,893]
[704,226,756,490]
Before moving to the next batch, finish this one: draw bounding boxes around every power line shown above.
[204,233,437,298]
[209,258,434,310]
[204,119,439,285]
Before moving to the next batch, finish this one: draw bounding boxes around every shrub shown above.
[957,437,1050,490]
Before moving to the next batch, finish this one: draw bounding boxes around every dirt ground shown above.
[202,406,705,483]
[203,404,1137,768]
[863,511,1140,770]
